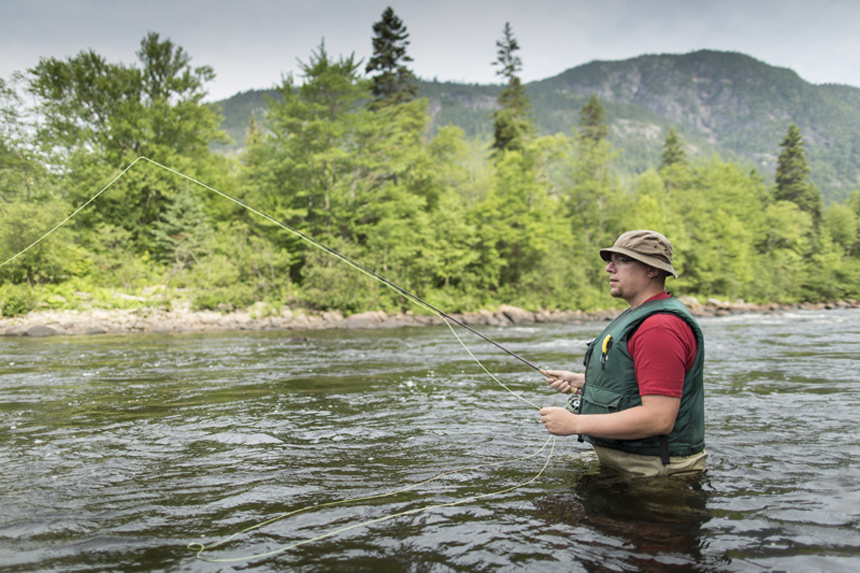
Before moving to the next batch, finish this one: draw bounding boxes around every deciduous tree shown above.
[27,32,227,252]
[0,75,51,202]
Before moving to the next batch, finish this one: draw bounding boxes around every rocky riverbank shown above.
[2,298,858,338]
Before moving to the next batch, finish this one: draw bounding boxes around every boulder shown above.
[26,325,57,337]
[340,310,384,329]
[499,304,535,325]
[677,295,701,308]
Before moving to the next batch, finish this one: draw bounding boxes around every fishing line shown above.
[189,435,555,563]
[1,156,546,405]
[143,156,546,407]
[0,159,143,269]
[142,156,546,376]
[3,156,559,559]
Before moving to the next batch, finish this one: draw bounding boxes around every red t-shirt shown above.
[626,292,697,399]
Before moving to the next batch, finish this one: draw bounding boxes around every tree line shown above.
[1,8,859,318]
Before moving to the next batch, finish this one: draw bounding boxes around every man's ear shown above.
[647,267,669,281]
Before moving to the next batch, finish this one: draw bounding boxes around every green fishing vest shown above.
[580,297,705,458]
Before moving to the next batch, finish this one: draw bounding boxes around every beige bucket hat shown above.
[599,230,677,278]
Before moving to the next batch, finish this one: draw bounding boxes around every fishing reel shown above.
[564,391,581,415]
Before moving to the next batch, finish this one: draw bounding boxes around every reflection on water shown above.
[536,469,719,571]
[1,309,859,571]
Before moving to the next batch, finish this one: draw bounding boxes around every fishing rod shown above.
[136,157,545,375]
[2,157,556,564]
[0,155,547,377]
[267,219,546,374]
[304,239,547,374]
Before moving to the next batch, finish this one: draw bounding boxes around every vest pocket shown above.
[582,385,624,413]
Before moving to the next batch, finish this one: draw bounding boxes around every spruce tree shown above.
[366,6,418,107]
[660,127,687,169]
[490,22,533,153]
[565,93,621,278]
[572,94,613,186]
[578,95,608,144]
[775,123,823,223]
[150,190,213,268]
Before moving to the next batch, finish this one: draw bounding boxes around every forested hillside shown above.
[2,21,860,321]
[216,50,860,204]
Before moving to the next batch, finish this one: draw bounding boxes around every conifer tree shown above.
[660,127,687,169]
[366,6,418,107]
[564,93,622,282]
[245,110,262,148]
[490,22,533,153]
[657,126,692,196]
[150,190,213,268]
[573,95,613,185]
[775,123,823,223]
[578,94,608,145]
[250,40,369,237]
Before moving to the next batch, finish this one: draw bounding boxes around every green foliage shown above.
[215,51,860,204]
[4,36,860,321]
[81,223,157,290]
[0,282,38,316]
[667,159,770,300]
[775,124,823,223]
[821,203,858,256]
[0,198,91,285]
[366,7,418,107]
[579,95,609,144]
[423,189,481,290]
[181,221,293,310]
[28,32,228,247]
[299,237,380,312]
[660,127,687,169]
[244,40,371,244]
[1,75,53,202]
[759,201,814,254]
[151,188,214,267]
[491,23,534,153]
[560,97,628,288]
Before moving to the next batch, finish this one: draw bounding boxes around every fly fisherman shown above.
[540,230,707,477]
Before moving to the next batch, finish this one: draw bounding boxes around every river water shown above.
[1,308,859,572]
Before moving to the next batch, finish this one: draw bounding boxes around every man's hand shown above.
[541,369,584,394]
[539,406,579,436]
[541,395,681,440]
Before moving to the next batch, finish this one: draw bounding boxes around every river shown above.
[1,308,859,571]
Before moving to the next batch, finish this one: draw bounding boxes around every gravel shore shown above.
[2,298,857,338]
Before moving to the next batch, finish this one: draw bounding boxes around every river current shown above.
[1,309,859,571]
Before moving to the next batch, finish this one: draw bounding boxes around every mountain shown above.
[213,50,860,204]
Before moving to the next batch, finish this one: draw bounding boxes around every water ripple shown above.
[1,310,859,570]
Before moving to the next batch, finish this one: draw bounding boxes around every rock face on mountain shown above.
[216,50,860,202]
[530,50,860,198]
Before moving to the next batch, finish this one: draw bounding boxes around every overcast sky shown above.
[4,0,859,101]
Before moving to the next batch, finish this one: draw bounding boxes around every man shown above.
[539,230,706,477]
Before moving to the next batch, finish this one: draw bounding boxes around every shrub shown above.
[0,283,38,317]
